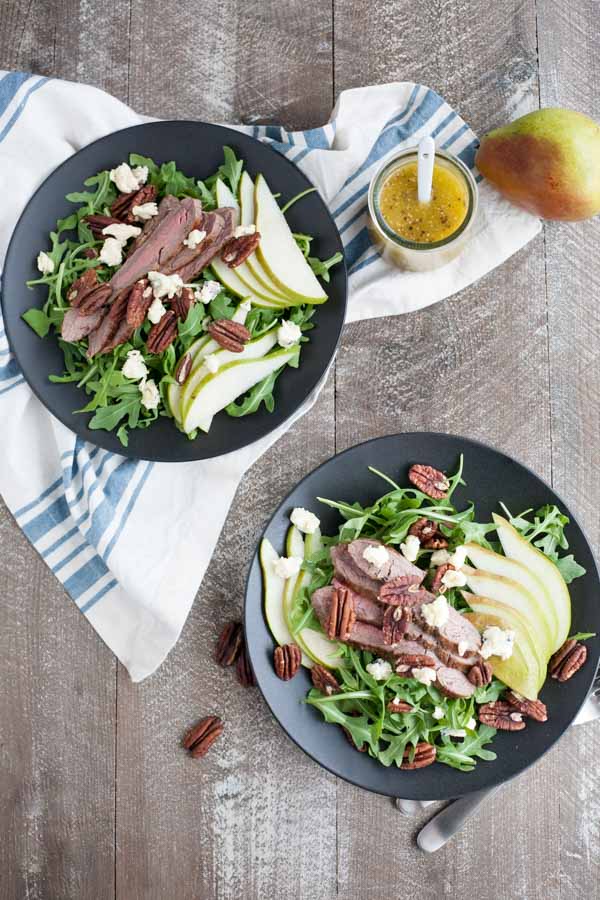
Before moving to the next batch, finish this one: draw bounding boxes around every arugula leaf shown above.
[218,146,243,196]
[196,179,217,210]
[128,153,158,176]
[22,307,51,338]
[308,251,343,283]
[225,368,280,417]
[280,187,317,215]
[208,291,235,321]
[568,631,596,641]
[555,554,586,583]
[88,395,140,431]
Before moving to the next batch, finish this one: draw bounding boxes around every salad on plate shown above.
[24,148,342,447]
[260,457,594,772]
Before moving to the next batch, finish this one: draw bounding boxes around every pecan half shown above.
[396,653,437,670]
[408,517,438,542]
[327,585,356,641]
[550,639,588,682]
[83,213,122,237]
[342,710,367,752]
[221,232,261,267]
[182,715,223,758]
[423,534,449,550]
[78,283,112,315]
[146,310,178,354]
[311,664,340,696]
[387,699,413,714]
[383,605,412,645]
[207,318,251,352]
[110,183,157,222]
[67,267,97,306]
[400,741,437,769]
[215,621,243,667]
[478,700,526,731]
[467,660,493,687]
[408,464,450,500]
[430,563,454,594]
[175,352,193,385]
[379,575,423,606]
[84,248,99,259]
[505,690,548,722]
[172,286,195,321]
[126,279,151,327]
[274,643,302,681]
[236,643,256,687]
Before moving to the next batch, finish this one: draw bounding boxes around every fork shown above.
[395,675,600,822]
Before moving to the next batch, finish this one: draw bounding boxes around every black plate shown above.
[244,432,600,800]
[2,121,347,462]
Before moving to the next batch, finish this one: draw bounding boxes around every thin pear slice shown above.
[210,258,287,308]
[494,513,571,650]
[239,171,288,294]
[464,542,560,652]
[183,346,297,433]
[463,567,554,662]
[255,174,328,304]
[260,537,308,665]
[168,334,216,423]
[464,609,541,701]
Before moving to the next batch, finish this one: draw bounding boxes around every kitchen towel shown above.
[0,73,541,680]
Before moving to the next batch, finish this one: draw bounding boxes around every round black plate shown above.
[244,432,600,800]
[2,121,347,462]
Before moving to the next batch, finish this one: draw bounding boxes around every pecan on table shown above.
[146,310,178,354]
[221,232,261,268]
[379,575,424,606]
[408,517,438,542]
[342,710,367,752]
[387,699,413,714]
[78,283,112,315]
[505,690,548,722]
[311,664,340,696]
[430,563,454,594]
[182,715,224,759]
[207,318,251,352]
[110,183,157,222]
[215,621,244,667]
[175,352,193,385]
[326,585,356,641]
[274,643,302,681]
[125,279,151,327]
[467,660,493,687]
[400,741,437,769]
[172,286,195,321]
[83,213,123,237]
[478,701,526,731]
[550,639,588,682]
[236,643,256,687]
[67,267,97,306]
[408,464,450,500]
[382,605,412,645]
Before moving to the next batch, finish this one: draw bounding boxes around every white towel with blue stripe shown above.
[0,73,540,680]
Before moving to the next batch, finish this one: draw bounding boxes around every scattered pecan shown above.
[125,279,151,327]
[408,517,438,542]
[83,213,123,237]
[274,643,302,681]
[408,464,450,500]
[505,690,548,722]
[83,248,99,259]
[327,585,356,641]
[78,283,112,315]
[172,286,195,321]
[207,318,251,352]
[383,605,412,645]
[467,660,493,687]
[550,638,588,682]
[182,715,223,759]
[342,710,367,752]
[221,232,261,267]
[387,699,413,714]
[396,653,437,670]
[67,267,97,306]
[423,534,449,550]
[175,352,193,385]
[379,575,423,606]
[400,741,437,769]
[311,664,340,696]
[215,621,243,667]
[146,310,178,354]
[478,700,526,731]
[110,183,157,222]
[236,643,256,687]
[430,563,454,594]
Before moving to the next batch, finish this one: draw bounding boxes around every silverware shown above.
[415,675,600,851]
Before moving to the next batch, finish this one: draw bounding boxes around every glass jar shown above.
[367,147,479,272]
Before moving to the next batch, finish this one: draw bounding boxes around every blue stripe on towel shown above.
[0,76,48,144]
[80,577,118,614]
[103,461,154,562]
[15,477,63,518]
[0,71,30,118]
[63,552,111,600]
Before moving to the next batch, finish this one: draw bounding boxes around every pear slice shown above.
[493,513,571,650]
[463,610,541,701]
[260,538,308,666]
[464,542,560,652]
[168,334,218,423]
[210,258,286,308]
[238,171,288,294]
[463,567,554,662]
[254,174,328,304]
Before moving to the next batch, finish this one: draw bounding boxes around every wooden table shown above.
[1,2,599,898]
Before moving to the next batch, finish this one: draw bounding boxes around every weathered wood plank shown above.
[536,2,600,896]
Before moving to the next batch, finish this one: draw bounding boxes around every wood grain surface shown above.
[0,1,599,898]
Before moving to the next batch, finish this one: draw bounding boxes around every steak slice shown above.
[404,619,480,674]
[347,538,425,586]
[414,598,482,656]
[330,544,382,601]
[61,307,104,342]
[128,194,180,254]
[164,207,236,282]
[332,578,384,626]
[436,666,475,699]
[86,290,129,357]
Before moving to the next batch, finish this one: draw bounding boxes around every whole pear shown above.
[475,108,600,220]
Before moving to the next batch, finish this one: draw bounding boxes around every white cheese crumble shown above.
[36,250,54,274]
[411,666,437,686]
[457,640,471,658]
[448,545,468,569]
[290,507,320,534]
[195,280,222,304]
[480,626,515,660]
[231,298,252,324]
[99,237,124,267]
[444,728,466,739]
[148,271,183,299]
[273,555,303,580]
[432,706,445,720]
[101,222,141,242]
[430,548,451,567]
[441,568,467,589]
[204,353,219,374]
[132,202,159,220]
[147,296,167,324]
[366,659,392,681]
[400,534,420,563]
[362,544,389,571]
[109,162,148,194]
[183,228,207,249]
[277,319,302,348]
[421,595,450,629]
[466,717,477,730]
[233,224,256,238]
[122,350,148,381]
[139,378,160,410]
